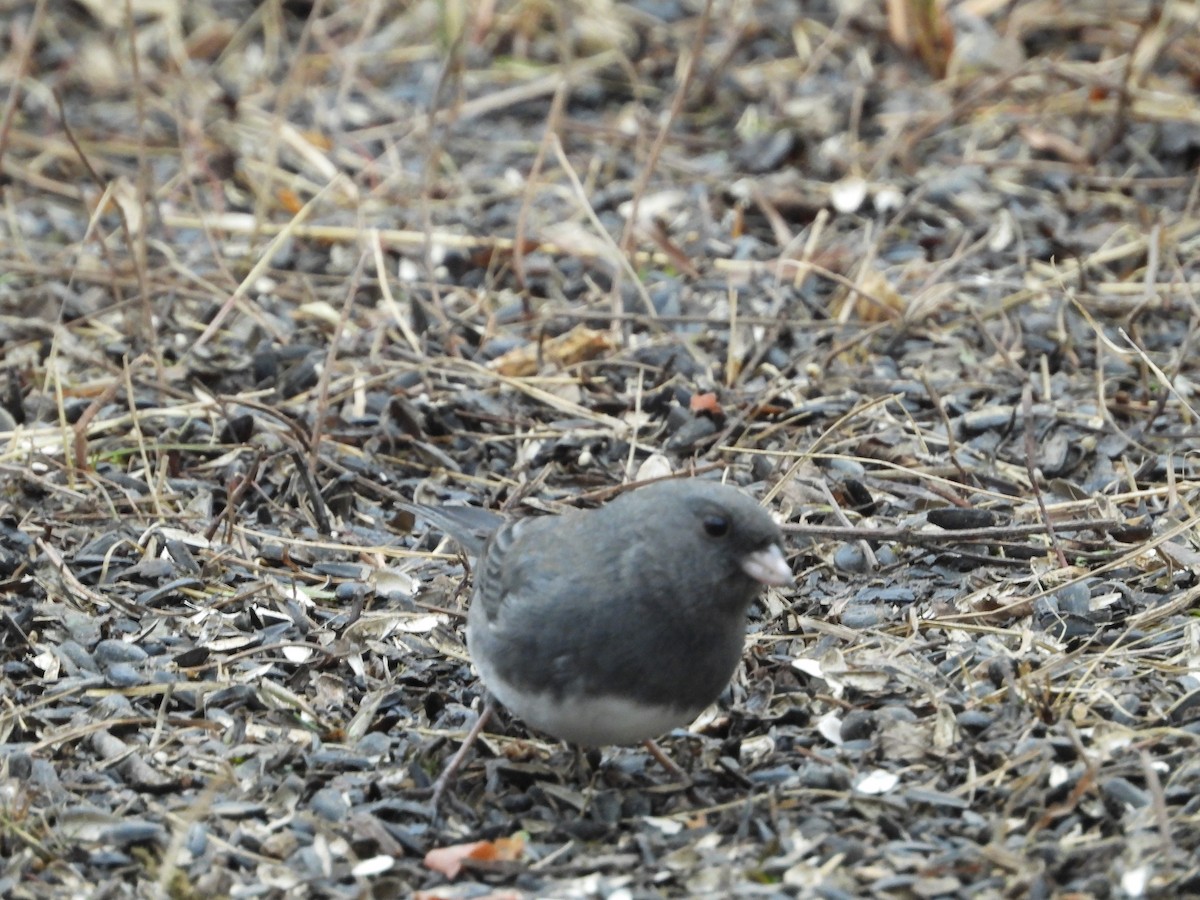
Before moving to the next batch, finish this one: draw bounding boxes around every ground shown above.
[1,0,1199,898]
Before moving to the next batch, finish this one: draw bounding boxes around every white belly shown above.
[474,655,698,746]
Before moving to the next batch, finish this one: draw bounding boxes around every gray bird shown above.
[408,478,792,747]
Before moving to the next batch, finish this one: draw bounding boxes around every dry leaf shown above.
[423,835,526,879]
[277,187,305,214]
[96,176,144,237]
[833,269,906,323]
[1019,125,1090,165]
[886,0,954,78]
[489,325,616,376]
[689,392,723,417]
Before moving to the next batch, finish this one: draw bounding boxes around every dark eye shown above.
[703,515,730,537]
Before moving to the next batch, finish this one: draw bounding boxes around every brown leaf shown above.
[489,325,616,376]
[886,0,954,78]
[689,392,723,417]
[1019,125,1091,165]
[423,835,526,879]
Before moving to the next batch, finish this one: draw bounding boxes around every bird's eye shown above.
[703,515,730,537]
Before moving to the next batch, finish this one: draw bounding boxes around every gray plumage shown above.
[406,479,792,746]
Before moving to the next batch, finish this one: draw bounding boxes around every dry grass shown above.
[1,0,1199,896]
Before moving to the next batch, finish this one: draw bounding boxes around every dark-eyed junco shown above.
[409,478,792,748]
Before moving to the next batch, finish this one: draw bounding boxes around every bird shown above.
[406,478,792,750]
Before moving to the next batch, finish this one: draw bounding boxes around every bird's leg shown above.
[430,701,493,814]
[643,738,690,784]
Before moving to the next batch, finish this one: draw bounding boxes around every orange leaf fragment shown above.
[689,392,723,417]
[423,834,526,880]
[277,188,304,214]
